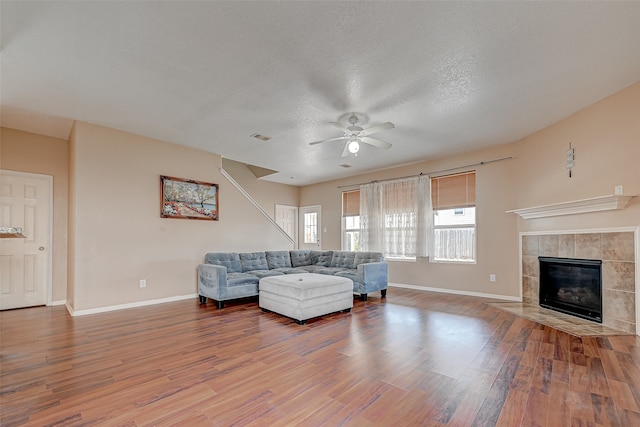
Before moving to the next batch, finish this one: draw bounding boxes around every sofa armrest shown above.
[198,263,228,299]
[358,261,388,291]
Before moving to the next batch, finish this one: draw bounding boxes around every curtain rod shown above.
[337,156,513,189]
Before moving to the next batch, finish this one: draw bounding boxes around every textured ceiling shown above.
[2,1,639,185]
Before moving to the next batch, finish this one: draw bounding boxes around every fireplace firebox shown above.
[538,257,602,323]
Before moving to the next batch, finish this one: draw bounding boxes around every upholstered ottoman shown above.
[259,273,353,324]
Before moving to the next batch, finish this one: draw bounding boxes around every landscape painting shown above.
[160,175,219,220]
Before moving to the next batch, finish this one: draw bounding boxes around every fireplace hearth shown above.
[539,256,602,323]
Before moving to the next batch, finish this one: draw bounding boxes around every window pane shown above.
[343,215,360,251]
[433,207,476,262]
[434,207,475,226]
[434,227,476,262]
[344,231,360,251]
[382,212,417,258]
[304,212,317,243]
[345,216,360,230]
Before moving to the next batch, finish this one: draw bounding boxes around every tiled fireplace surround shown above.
[521,231,636,334]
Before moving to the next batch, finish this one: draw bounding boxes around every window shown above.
[342,190,360,251]
[343,187,420,257]
[358,176,431,259]
[431,171,476,263]
[303,212,318,244]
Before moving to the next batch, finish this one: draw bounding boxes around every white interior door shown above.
[275,204,297,243]
[0,170,52,310]
[299,205,321,250]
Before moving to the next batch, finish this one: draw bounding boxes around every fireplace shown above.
[539,257,603,323]
[522,232,635,334]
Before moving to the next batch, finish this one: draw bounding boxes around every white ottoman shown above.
[259,273,353,324]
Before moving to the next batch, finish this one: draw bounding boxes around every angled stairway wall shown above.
[221,158,299,248]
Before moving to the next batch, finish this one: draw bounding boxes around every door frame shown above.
[0,169,54,306]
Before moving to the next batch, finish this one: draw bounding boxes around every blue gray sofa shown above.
[197,250,388,308]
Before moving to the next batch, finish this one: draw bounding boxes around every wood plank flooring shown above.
[1,287,639,426]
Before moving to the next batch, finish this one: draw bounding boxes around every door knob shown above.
[39,246,45,251]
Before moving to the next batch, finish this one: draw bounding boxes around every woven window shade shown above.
[342,190,360,216]
[431,171,476,210]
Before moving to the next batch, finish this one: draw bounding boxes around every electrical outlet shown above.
[489,274,496,282]
[615,185,623,196]
[139,279,146,288]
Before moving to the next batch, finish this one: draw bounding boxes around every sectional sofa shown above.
[197,250,388,308]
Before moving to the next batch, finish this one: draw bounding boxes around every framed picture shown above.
[160,175,219,220]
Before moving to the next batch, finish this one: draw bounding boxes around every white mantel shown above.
[507,195,635,220]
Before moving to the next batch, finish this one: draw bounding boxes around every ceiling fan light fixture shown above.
[348,139,360,154]
[309,113,394,157]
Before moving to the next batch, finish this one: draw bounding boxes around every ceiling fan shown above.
[310,113,395,157]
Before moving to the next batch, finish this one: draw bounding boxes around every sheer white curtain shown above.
[360,175,432,258]
[416,175,433,257]
[359,181,384,254]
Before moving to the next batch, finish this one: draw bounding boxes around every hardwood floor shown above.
[1,287,639,426]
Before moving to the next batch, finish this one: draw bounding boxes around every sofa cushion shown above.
[310,250,333,266]
[265,251,292,269]
[226,272,260,286]
[240,252,269,272]
[330,251,356,269]
[244,269,284,279]
[313,267,350,275]
[205,252,242,273]
[290,250,311,267]
[335,269,364,287]
[354,252,384,266]
[222,274,259,300]
[271,267,310,275]
[293,265,323,273]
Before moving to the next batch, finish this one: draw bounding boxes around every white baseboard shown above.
[66,293,198,317]
[49,299,66,306]
[388,282,521,302]
[62,285,520,316]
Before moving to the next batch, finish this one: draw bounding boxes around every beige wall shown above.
[514,82,640,232]
[222,158,299,219]
[67,121,297,311]
[1,127,69,302]
[300,82,640,299]
[300,143,521,298]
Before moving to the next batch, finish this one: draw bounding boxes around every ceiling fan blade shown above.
[361,136,392,149]
[329,122,350,132]
[309,136,348,145]
[341,142,351,157]
[362,122,395,136]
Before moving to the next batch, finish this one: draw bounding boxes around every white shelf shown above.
[506,195,635,219]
